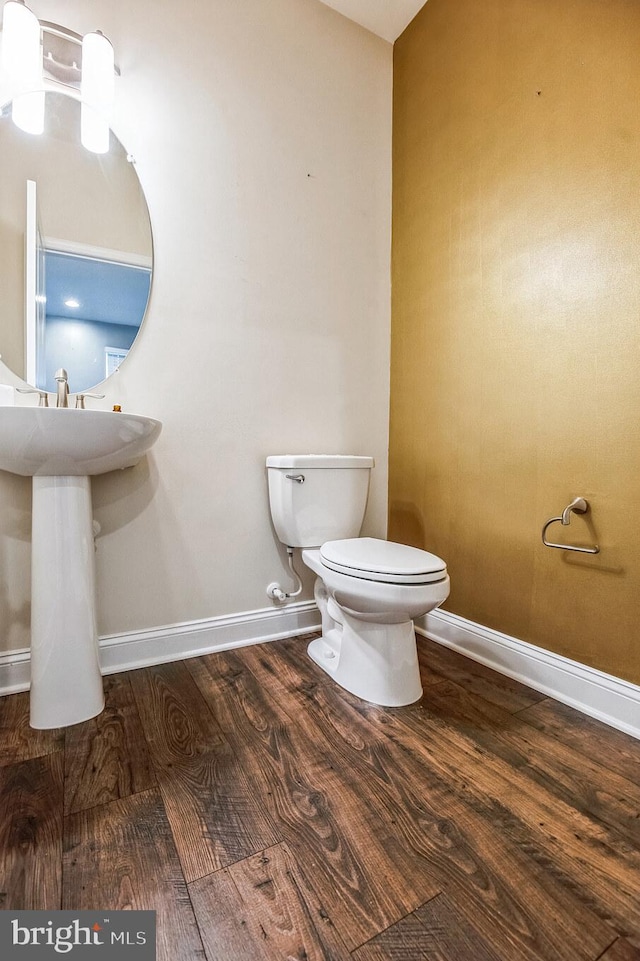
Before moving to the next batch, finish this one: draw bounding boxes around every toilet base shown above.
[308,589,423,706]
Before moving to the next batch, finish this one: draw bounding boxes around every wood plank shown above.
[189,865,267,961]
[63,789,205,961]
[242,642,617,961]
[64,673,156,815]
[239,642,392,757]
[131,660,280,881]
[420,679,640,849]
[599,939,640,960]
[342,674,640,948]
[517,697,640,786]
[347,912,433,961]
[189,842,352,961]
[186,651,441,952]
[0,691,64,767]
[353,893,502,961]
[417,636,545,712]
[413,894,504,961]
[0,752,63,909]
[154,745,281,883]
[129,661,226,765]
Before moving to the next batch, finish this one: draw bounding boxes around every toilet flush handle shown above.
[286,473,305,483]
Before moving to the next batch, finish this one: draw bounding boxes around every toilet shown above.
[266,454,450,706]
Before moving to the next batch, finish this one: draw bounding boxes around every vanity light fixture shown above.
[0,0,118,153]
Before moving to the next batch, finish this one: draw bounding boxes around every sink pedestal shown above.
[30,476,104,729]
[0,406,162,729]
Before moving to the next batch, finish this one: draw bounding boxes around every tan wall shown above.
[390,0,640,684]
[0,0,392,654]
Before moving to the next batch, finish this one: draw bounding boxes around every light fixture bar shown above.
[39,19,82,44]
[1,2,120,152]
[39,20,120,75]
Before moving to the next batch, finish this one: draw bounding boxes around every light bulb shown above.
[12,89,44,134]
[1,0,41,86]
[80,30,113,153]
[1,0,43,133]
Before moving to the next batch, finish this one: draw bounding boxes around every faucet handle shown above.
[16,387,49,407]
[75,392,105,409]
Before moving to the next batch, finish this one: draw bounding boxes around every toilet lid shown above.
[320,537,447,585]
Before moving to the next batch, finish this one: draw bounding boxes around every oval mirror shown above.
[0,91,153,395]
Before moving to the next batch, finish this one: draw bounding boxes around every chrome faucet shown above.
[54,368,69,408]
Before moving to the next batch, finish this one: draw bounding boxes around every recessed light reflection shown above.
[64,298,80,309]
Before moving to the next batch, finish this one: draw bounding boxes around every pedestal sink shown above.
[0,407,162,728]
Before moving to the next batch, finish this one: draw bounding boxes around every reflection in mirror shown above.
[0,91,153,394]
[37,247,151,392]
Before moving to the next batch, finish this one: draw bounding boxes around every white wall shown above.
[0,0,392,651]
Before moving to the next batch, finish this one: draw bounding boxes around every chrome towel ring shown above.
[542,497,600,555]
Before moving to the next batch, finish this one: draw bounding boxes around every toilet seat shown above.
[320,537,447,585]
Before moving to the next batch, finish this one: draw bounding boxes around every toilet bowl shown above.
[302,538,449,706]
[266,455,450,707]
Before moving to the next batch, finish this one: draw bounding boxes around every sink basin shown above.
[0,405,162,729]
[0,407,162,476]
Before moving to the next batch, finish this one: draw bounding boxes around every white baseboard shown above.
[3,600,637,743]
[0,600,321,697]
[417,609,640,741]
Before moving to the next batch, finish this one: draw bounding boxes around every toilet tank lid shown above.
[266,454,374,469]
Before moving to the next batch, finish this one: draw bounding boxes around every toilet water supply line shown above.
[267,546,303,601]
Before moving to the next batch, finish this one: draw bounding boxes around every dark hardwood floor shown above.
[0,632,639,960]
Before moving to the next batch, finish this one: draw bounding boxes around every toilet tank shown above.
[266,454,374,548]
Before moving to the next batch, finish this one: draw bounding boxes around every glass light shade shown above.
[80,31,114,154]
[12,89,44,134]
[1,0,42,90]
[81,31,113,112]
